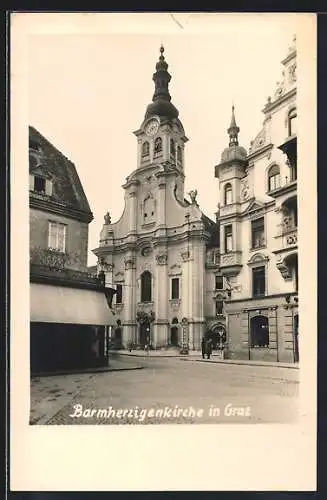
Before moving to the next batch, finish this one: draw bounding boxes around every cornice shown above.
[29,195,93,223]
[262,87,296,114]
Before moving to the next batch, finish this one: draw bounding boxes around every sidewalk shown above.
[30,357,143,425]
[114,349,299,369]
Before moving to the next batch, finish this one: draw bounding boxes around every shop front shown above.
[30,283,115,374]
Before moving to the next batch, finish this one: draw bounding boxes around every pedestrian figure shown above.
[206,337,213,360]
[145,336,150,356]
[201,336,206,359]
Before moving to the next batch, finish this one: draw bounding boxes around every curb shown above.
[31,364,144,378]
[190,359,299,370]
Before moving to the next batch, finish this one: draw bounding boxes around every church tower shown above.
[94,46,216,351]
[215,107,247,278]
[132,45,188,205]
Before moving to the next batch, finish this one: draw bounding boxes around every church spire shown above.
[145,46,179,121]
[227,105,240,146]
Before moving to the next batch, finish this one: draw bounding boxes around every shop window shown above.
[141,271,152,302]
[268,165,280,191]
[250,315,269,347]
[251,217,265,249]
[224,183,233,205]
[48,221,66,253]
[252,266,266,297]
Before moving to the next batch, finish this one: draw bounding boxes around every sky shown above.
[27,13,299,266]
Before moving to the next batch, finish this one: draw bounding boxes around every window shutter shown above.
[29,175,34,191]
[45,180,53,196]
[48,222,57,248]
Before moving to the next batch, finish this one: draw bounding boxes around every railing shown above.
[30,263,103,287]
[220,251,242,267]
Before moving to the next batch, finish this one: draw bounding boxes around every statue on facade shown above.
[104,211,111,224]
[188,189,198,204]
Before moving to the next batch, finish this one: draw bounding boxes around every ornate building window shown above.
[171,277,180,300]
[33,175,46,193]
[268,164,280,191]
[142,141,150,157]
[170,138,175,159]
[250,315,269,347]
[224,183,233,205]
[177,145,182,164]
[141,271,152,302]
[115,284,123,304]
[48,221,66,253]
[154,137,163,156]
[215,275,224,290]
[215,300,224,315]
[224,225,233,253]
[143,194,156,223]
[251,217,265,249]
[288,108,297,136]
[252,266,266,297]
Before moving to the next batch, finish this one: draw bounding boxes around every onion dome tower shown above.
[144,45,179,121]
[220,106,247,163]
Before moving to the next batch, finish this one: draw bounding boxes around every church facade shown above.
[93,38,299,363]
[93,46,225,352]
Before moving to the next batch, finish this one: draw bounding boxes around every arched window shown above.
[154,137,162,156]
[224,183,233,205]
[170,139,175,159]
[141,271,152,302]
[177,145,182,163]
[288,108,297,136]
[142,141,150,157]
[268,164,280,191]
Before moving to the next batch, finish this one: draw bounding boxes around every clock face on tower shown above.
[145,118,159,137]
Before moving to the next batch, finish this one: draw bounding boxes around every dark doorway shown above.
[209,324,226,349]
[139,318,151,347]
[294,314,299,362]
[170,327,178,346]
[30,322,106,374]
[250,315,269,347]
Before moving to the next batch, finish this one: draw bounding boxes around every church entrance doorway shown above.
[170,317,179,346]
[139,318,151,348]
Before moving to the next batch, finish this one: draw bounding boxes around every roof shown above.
[201,213,219,248]
[29,126,93,220]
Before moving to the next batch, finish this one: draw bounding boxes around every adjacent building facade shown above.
[94,38,299,363]
[29,126,115,374]
[215,37,298,363]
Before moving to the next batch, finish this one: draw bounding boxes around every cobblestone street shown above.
[30,356,299,425]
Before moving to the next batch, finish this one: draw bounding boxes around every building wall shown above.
[30,208,89,271]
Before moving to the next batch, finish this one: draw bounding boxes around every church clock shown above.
[145,118,159,137]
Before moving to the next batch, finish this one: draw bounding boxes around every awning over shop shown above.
[30,283,116,326]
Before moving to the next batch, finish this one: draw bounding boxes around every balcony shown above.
[220,251,243,276]
[267,177,297,199]
[273,223,298,260]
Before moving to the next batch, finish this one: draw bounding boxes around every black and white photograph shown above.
[10,12,316,491]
